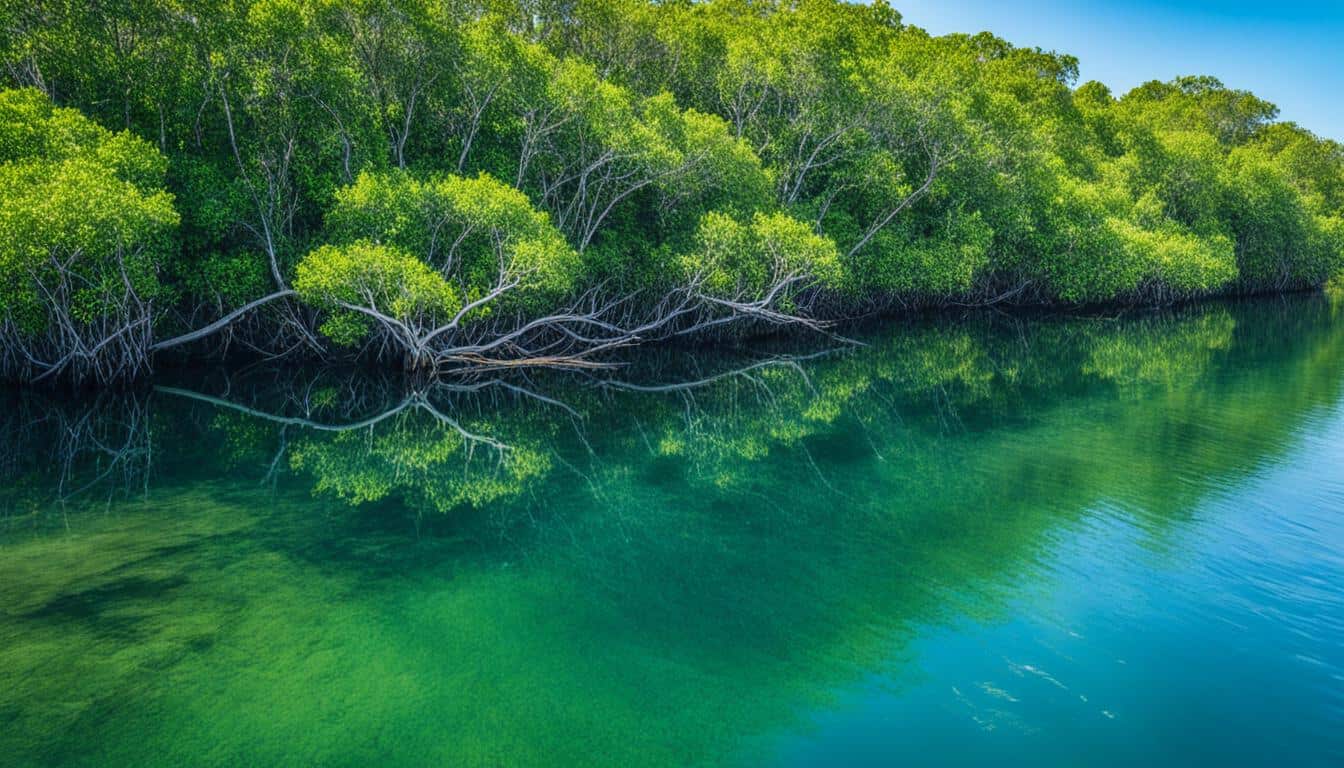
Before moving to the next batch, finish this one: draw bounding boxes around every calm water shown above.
[2,296,1343,767]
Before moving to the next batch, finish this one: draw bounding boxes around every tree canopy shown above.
[1,0,1341,381]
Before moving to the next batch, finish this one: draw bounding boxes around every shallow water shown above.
[2,296,1342,767]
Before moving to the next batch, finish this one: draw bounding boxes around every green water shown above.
[2,296,1343,767]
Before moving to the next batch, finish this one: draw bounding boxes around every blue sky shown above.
[894,1,1343,141]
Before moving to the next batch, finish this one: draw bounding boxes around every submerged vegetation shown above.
[2,295,1343,766]
[1,1,1342,381]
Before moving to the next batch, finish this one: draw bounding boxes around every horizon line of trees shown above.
[2,0,1342,383]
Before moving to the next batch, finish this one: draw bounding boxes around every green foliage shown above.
[685,211,842,300]
[185,251,273,308]
[0,88,167,187]
[1222,147,1344,290]
[319,169,579,322]
[0,89,177,336]
[1,0,1342,377]
[295,241,460,346]
[846,207,995,297]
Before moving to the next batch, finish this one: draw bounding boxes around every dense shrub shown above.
[0,89,177,380]
[0,1,1340,380]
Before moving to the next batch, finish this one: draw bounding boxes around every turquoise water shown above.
[1,296,1342,766]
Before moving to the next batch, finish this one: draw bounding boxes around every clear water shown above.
[2,296,1342,767]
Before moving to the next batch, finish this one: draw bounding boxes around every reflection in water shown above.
[1,296,1343,767]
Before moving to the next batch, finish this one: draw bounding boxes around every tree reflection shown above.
[2,296,1343,767]
[0,388,152,519]
[4,296,1340,532]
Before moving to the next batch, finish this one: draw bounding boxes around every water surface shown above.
[2,296,1342,766]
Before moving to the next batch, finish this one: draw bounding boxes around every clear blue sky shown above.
[894,1,1343,141]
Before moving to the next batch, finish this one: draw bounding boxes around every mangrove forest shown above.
[2,0,1342,382]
